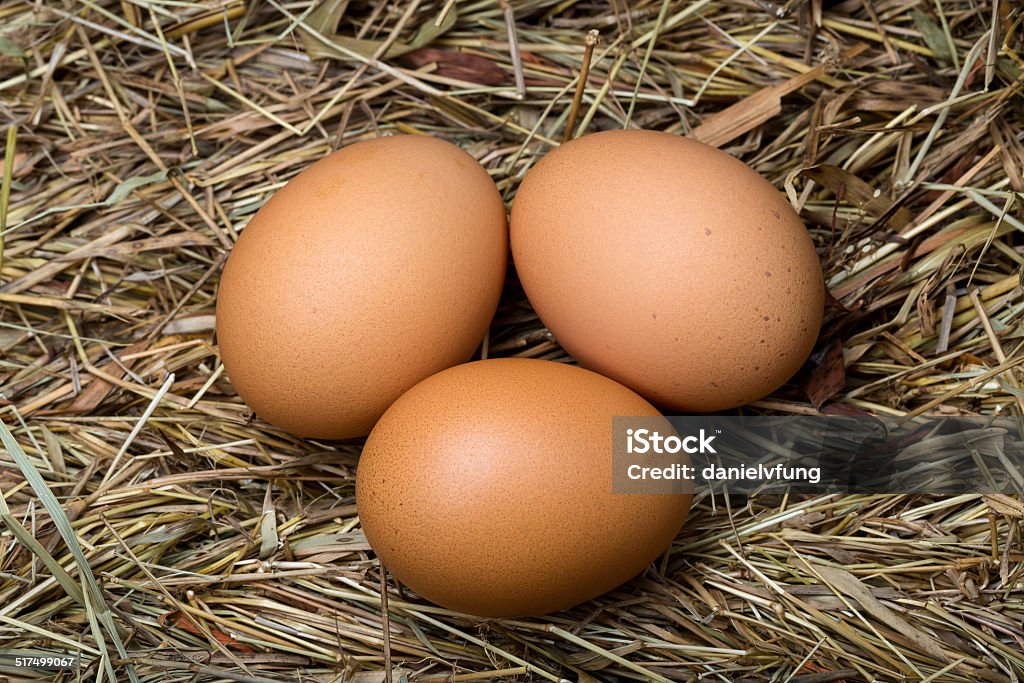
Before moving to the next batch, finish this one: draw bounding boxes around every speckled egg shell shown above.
[356,358,692,618]
[216,135,508,439]
[510,129,824,412]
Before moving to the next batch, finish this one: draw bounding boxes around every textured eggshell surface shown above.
[216,135,508,439]
[356,358,692,618]
[510,129,824,412]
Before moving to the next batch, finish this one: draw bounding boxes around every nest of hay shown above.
[1,0,1023,681]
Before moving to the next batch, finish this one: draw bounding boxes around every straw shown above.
[0,1,1022,681]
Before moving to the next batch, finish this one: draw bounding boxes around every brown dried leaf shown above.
[813,563,950,664]
[691,43,870,148]
[690,86,783,148]
[821,402,871,416]
[846,81,948,112]
[159,610,256,652]
[67,340,148,414]
[800,164,913,229]
[803,337,846,408]
[398,48,506,86]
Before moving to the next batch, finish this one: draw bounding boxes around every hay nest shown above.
[1,1,1023,681]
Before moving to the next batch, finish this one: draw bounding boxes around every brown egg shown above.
[356,358,692,617]
[216,135,507,439]
[510,130,824,412]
